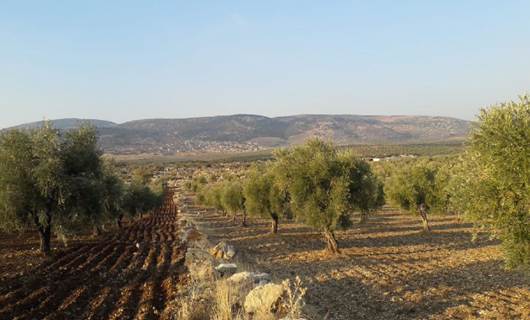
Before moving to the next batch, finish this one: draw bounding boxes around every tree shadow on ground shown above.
[195,209,529,319]
[272,259,529,320]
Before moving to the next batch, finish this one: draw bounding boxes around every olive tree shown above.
[61,126,106,236]
[0,124,104,255]
[100,163,126,228]
[243,165,290,234]
[221,180,246,225]
[122,183,161,222]
[201,183,226,215]
[455,96,529,270]
[386,160,443,232]
[273,139,382,254]
[339,153,385,224]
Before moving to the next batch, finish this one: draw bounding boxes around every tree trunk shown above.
[359,211,369,224]
[93,225,102,237]
[271,214,279,234]
[34,208,52,256]
[38,225,51,255]
[116,214,123,229]
[323,229,340,254]
[418,203,431,232]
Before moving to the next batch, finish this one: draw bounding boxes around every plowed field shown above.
[0,189,185,320]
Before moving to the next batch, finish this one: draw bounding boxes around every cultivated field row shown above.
[0,189,185,320]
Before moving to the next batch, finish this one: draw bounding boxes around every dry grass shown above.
[281,277,307,319]
[176,258,309,320]
[174,280,211,320]
[212,280,245,320]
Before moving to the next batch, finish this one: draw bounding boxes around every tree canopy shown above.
[0,124,104,254]
[455,96,529,270]
[243,165,290,233]
[273,139,383,253]
[386,160,448,231]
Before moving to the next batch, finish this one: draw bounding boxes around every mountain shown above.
[10,118,117,130]
[6,114,470,154]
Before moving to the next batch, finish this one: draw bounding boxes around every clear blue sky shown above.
[1,1,529,128]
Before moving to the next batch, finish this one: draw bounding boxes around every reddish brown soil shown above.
[0,189,185,320]
[191,206,530,320]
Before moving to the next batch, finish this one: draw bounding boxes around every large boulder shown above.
[244,283,286,315]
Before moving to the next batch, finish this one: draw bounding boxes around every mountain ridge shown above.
[5,114,471,154]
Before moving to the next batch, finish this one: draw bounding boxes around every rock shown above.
[225,245,236,259]
[215,263,237,276]
[209,241,236,260]
[244,283,286,315]
[228,271,254,284]
[253,272,272,284]
[228,272,272,287]
[226,272,257,303]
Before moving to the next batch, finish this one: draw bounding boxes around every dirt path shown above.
[0,188,185,320]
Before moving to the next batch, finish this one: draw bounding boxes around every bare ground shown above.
[189,207,530,320]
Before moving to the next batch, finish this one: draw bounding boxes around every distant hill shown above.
[10,118,117,130]
[6,114,470,154]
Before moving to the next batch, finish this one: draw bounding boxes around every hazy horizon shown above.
[2,1,529,128]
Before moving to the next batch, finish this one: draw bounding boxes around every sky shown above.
[1,1,529,128]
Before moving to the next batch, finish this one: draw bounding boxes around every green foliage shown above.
[273,139,384,252]
[386,160,444,214]
[338,151,385,217]
[242,165,273,219]
[344,142,464,158]
[131,165,156,185]
[0,130,38,232]
[455,96,530,270]
[242,165,291,232]
[199,182,225,213]
[100,162,125,223]
[122,182,161,218]
[221,180,245,216]
[60,126,106,229]
[273,140,344,232]
[186,174,208,192]
[0,123,105,253]
[274,140,383,230]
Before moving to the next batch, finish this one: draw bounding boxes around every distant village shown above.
[105,139,264,155]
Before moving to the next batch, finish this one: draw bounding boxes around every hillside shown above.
[7,114,470,154]
[9,118,118,130]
